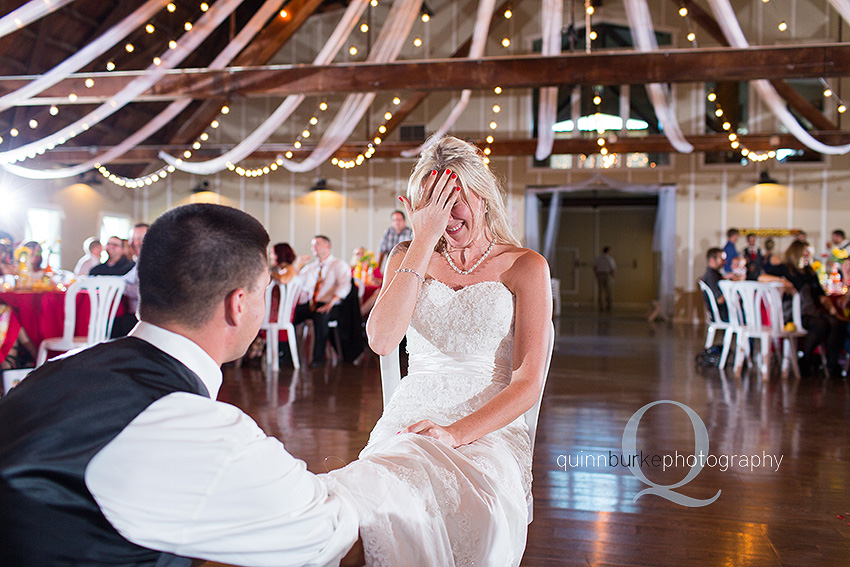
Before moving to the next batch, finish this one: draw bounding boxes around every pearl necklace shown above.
[443,239,496,275]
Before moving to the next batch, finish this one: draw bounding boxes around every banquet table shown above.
[0,289,95,349]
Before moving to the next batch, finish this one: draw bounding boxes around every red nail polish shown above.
[456,187,461,191]
[445,168,452,175]
[431,169,437,175]
[451,173,457,180]
[398,196,403,201]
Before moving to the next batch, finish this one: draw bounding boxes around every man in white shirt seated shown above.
[73,237,102,276]
[294,235,352,367]
[0,204,361,567]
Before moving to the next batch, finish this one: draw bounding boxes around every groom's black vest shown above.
[0,337,208,567]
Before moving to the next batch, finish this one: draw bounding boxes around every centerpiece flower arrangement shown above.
[353,250,377,285]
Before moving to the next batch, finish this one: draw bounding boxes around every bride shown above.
[326,136,552,566]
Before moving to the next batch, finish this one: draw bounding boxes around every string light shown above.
[392,97,401,105]
[200,3,209,11]
[10,128,18,137]
[146,23,155,33]
[494,86,502,94]
[168,40,177,49]
[106,61,115,71]
[125,43,134,52]
[589,30,597,40]
[679,6,688,17]
[167,3,176,12]
[501,38,510,47]
[84,78,94,88]
[279,9,288,18]
[28,119,37,129]
[360,23,369,32]
[49,106,58,116]
[421,13,429,22]
[184,22,193,31]
[778,21,787,31]
[349,46,358,55]
[504,8,512,18]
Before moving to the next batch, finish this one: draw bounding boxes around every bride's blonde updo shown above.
[407,135,521,248]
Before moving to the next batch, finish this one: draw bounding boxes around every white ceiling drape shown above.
[1,0,287,181]
[533,0,562,161]
[0,0,77,39]
[0,0,248,165]
[623,0,694,153]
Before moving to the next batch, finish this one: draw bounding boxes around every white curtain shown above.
[707,0,850,155]
[653,186,677,318]
[534,0,562,161]
[0,0,170,112]
[401,0,496,158]
[623,0,693,153]
[159,0,374,174]
[2,0,287,181]
[0,0,248,165]
[0,0,77,39]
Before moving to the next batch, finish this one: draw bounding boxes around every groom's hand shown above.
[401,419,460,447]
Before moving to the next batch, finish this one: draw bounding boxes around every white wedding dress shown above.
[326,279,532,567]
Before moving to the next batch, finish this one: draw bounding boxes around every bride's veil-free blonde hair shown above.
[406,135,521,248]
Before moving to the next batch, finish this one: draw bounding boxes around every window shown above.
[100,214,132,246]
[25,208,63,267]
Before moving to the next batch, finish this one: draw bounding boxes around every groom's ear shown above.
[223,288,246,327]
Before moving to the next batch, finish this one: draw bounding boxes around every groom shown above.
[0,204,361,567]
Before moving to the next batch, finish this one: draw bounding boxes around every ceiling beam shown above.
[8,43,850,104]
[28,131,850,164]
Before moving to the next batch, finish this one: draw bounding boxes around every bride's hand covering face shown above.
[399,168,460,248]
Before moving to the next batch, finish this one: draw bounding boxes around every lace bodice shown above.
[407,279,515,363]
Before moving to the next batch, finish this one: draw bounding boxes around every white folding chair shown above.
[723,281,807,379]
[36,276,126,366]
[379,320,555,521]
[261,280,302,370]
[698,279,734,367]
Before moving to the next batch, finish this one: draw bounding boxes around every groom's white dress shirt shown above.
[85,322,357,567]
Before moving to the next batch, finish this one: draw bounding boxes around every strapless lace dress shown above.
[326,279,532,567]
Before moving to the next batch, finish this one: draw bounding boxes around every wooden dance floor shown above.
[210,314,850,567]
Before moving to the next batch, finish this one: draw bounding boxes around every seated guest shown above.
[271,242,299,284]
[294,235,351,367]
[763,237,779,267]
[0,231,15,275]
[89,236,134,276]
[701,247,728,322]
[728,256,747,281]
[0,204,360,566]
[760,240,847,375]
[112,224,149,338]
[73,238,103,276]
[21,241,44,276]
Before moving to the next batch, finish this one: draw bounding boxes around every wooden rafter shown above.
[9,43,850,104]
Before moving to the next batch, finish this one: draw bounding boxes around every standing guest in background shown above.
[794,230,808,242]
[294,235,352,367]
[271,242,300,284]
[89,236,134,276]
[723,228,740,272]
[701,247,729,321]
[593,246,616,313]
[376,210,413,274]
[112,224,149,337]
[73,238,103,276]
[0,203,361,567]
[743,233,764,280]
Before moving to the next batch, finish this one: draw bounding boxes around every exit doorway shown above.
[525,176,677,317]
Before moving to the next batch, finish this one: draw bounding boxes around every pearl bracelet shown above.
[395,268,424,283]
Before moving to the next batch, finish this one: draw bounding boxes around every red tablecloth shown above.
[362,284,380,304]
[0,290,93,348]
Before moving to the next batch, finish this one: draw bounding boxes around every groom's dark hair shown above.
[138,203,269,327]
